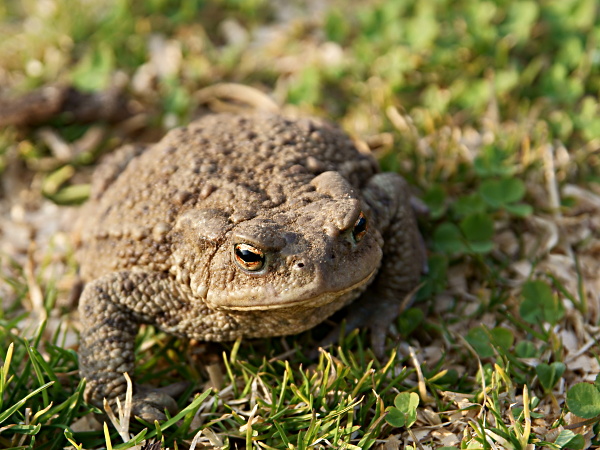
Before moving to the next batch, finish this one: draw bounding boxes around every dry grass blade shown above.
[103,372,134,445]
[195,83,280,113]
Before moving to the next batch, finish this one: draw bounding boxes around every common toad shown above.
[76,113,426,419]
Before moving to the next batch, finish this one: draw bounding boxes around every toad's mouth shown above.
[211,267,378,311]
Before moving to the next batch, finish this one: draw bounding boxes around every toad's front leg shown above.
[317,173,426,357]
[352,173,427,355]
[78,270,192,421]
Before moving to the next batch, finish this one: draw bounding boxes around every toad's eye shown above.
[234,243,265,271]
[352,212,368,243]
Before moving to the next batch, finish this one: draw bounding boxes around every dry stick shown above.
[406,427,427,450]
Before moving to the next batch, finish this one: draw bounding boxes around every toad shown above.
[76,113,426,419]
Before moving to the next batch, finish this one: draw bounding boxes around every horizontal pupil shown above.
[355,217,366,231]
[236,248,263,263]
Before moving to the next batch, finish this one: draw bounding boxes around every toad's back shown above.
[77,114,378,279]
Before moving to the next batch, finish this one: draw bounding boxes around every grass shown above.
[1,0,600,448]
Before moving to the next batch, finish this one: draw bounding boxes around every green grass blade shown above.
[0,381,54,425]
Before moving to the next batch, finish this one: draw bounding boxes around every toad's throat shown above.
[214,268,378,311]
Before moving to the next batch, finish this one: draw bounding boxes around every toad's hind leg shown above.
[78,270,192,421]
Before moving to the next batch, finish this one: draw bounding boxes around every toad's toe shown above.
[131,390,178,422]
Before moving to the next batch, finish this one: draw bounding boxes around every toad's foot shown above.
[129,382,189,422]
[317,291,416,358]
[130,391,176,422]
